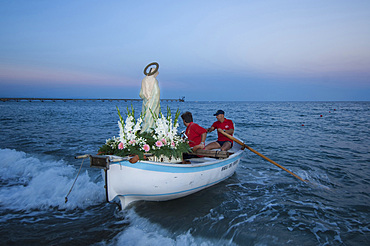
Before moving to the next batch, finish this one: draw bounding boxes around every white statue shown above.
[139,62,160,133]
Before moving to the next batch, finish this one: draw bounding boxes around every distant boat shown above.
[81,138,244,209]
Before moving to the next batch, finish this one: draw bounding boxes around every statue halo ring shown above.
[144,62,159,76]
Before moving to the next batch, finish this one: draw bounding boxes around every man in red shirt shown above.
[181,111,207,151]
[205,110,234,151]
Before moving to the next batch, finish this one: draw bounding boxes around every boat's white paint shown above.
[106,141,244,208]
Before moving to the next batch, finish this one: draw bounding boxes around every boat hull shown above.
[106,149,243,208]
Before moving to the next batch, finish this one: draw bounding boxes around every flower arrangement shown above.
[98,105,191,160]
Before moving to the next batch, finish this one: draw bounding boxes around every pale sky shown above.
[1,0,369,101]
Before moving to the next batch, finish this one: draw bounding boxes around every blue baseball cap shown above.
[213,110,225,116]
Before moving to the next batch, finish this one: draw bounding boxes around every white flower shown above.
[133,118,142,133]
[118,121,125,143]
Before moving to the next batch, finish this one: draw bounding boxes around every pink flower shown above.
[143,144,150,152]
[155,140,163,148]
[161,138,167,145]
[171,141,175,147]
[118,142,124,149]
[129,139,136,145]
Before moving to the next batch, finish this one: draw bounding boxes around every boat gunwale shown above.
[111,148,244,168]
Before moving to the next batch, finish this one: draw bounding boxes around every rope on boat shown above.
[65,158,85,203]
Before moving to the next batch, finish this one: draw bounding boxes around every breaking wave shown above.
[0,148,105,213]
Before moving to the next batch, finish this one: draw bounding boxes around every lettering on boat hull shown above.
[221,160,238,171]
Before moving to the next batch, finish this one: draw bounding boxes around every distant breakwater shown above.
[1,97,185,102]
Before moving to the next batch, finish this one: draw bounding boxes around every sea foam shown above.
[0,148,105,212]
[103,209,237,246]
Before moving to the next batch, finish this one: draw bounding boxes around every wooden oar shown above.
[219,131,308,183]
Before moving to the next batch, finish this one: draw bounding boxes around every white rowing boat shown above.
[83,139,244,209]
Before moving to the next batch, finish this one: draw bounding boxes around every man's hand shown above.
[193,142,205,151]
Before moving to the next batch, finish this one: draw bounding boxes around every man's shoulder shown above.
[225,118,234,123]
[191,122,205,128]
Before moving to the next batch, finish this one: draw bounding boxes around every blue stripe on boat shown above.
[112,154,241,173]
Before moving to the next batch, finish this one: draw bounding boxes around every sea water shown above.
[0,101,369,245]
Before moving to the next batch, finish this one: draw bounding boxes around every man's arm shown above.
[217,128,234,135]
[207,126,215,133]
[193,132,207,151]
[200,132,207,144]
